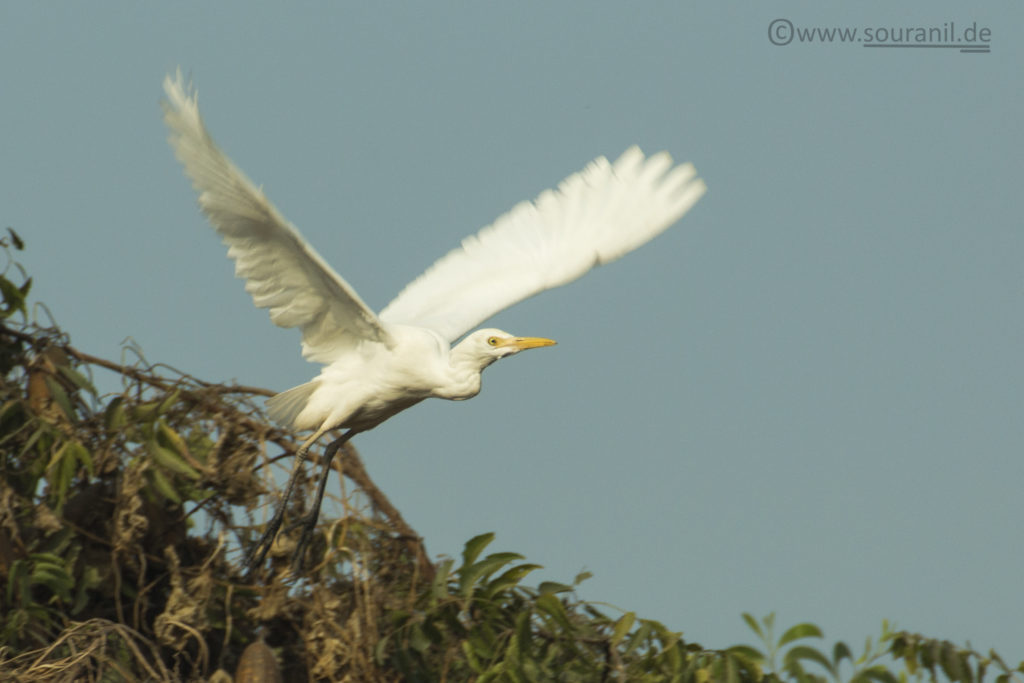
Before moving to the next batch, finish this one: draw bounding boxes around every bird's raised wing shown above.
[379,147,706,342]
[162,72,390,363]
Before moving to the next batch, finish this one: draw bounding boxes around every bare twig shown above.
[339,444,434,582]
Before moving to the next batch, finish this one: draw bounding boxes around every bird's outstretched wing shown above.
[379,147,707,342]
[162,72,390,363]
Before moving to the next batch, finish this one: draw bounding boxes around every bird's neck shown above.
[435,346,491,400]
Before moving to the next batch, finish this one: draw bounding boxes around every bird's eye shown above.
[487,336,499,346]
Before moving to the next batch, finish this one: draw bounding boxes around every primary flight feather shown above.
[161,71,707,571]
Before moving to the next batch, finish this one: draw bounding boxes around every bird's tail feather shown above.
[265,380,320,429]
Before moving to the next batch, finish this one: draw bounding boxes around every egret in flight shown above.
[162,72,706,570]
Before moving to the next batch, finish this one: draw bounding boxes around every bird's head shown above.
[455,328,557,369]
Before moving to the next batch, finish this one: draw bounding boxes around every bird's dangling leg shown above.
[290,431,354,572]
[246,425,332,572]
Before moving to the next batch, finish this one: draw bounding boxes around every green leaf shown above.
[646,618,682,648]
[147,468,182,503]
[421,619,443,646]
[462,640,483,673]
[7,227,24,250]
[724,653,741,683]
[462,532,495,567]
[374,633,391,666]
[71,565,102,616]
[610,612,636,648]
[156,420,191,459]
[428,558,453,604]
[478,664,505,683]
[664,641,684,672]
[386,610,410,629]
[535,593,574,633]
[859,665,899,683]
[728,645,766,663]
[939,643,967,682]
[742,613,765,640]
[0,276,27,317]
[66,441,94,478]
[833,641,853,666]
[30,561,73,603]
[28,552,65,565]
[622,620,652,656]
[57,365,96,396]
[103,396,127,431]
[157,388,181,415]
[537,581,573,595]
[131,401,161,423]
[408,623,431,653]
[784,645,835,677]
[459,552,524,597]
[728,648,765,682]
[484,563,542,598]
[6,558,28,605]
[514,611,531,656]
[147,439,200,480]
[468,626,496,659]
[43,377,75,421]
[779,622,824,648]
[46,442,84,507]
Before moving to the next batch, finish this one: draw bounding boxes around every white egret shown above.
[161,72,707,570]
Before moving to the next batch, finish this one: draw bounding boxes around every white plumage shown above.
[378,147,704,341]
[161,71,707,570]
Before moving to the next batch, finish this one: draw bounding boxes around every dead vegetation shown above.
[0,321,440,680]
[0,231,445,680]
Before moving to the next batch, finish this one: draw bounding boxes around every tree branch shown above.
[0,323,434,577]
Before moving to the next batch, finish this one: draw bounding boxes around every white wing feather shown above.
[162,72,390,363]
[379,147,707,341]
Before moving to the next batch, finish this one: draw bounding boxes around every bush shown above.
[0,233,1019,682]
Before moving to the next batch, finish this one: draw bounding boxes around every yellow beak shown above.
[503,336,557,350]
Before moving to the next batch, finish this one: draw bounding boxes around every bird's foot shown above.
[286,513,320,573]
[245,511,285,575]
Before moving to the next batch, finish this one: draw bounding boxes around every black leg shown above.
[246,426,329,572]
[291,432,350,572]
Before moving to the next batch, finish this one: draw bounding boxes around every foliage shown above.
[0,232,1020,681]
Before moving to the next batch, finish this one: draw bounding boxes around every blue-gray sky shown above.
[3,2,1021,659]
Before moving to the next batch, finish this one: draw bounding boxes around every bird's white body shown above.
[161,70,706,566]
[273,325,505,433]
